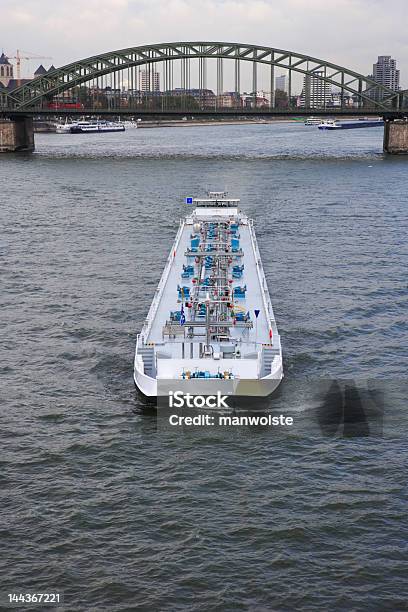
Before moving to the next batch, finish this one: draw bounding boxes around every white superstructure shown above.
[318,119,341,129]
[304,117,324,125]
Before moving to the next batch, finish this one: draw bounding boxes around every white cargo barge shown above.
[134,192,283,399]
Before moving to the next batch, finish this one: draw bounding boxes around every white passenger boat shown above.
[70,120,125,133]
[55,119,125,133]
[134,192,283,402]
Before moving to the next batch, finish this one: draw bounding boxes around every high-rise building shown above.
[139,70,160,92]
[275,74,287,93]
[369,55,400,101]
[299,71,331,108]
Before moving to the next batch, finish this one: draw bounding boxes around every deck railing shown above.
[247,218,280,344]
[140,218,186,344]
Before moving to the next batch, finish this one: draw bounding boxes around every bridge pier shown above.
[383,119,408,155]
[0,117,35,153]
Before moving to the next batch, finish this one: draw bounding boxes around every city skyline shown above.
[0,0,406,89]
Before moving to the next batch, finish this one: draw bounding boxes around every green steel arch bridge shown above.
[1,42,407,152]
[1,41,407,117]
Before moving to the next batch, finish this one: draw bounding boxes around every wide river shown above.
[1,122,407,611]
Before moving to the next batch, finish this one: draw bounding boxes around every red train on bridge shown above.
[46,101,84,110]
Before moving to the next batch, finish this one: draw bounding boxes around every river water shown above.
[1,122,408,611]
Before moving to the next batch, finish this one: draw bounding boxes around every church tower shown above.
[0,53,13,87]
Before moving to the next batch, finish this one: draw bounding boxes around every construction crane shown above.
[7,49,53,83]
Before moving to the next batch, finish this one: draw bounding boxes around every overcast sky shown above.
[2,0,407,88]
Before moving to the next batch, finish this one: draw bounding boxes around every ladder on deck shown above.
[261,347,280,377]
[138,346,156,377]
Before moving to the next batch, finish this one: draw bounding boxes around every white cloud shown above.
[7,9,34,24]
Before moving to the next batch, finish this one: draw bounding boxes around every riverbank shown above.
[132,118,300,128]
[33,117,302,133]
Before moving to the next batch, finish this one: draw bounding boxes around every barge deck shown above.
[134,192,283,399]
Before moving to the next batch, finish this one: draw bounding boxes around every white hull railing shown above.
[139,219,186,345]
[247,218,280,347]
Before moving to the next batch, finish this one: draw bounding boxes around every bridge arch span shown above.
[1,42,404,112]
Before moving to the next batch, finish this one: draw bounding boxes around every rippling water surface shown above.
[1,123,408,611]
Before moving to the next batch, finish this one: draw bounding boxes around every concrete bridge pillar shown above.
[0,116,35,153]
[383,119,408,154]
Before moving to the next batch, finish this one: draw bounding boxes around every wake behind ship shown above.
[134,192,283,400]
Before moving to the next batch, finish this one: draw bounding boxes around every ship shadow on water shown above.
[315,379,385,438]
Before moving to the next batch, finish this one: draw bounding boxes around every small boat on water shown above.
[318,118,383,130]
[55,120,76,133]
[122,120,139,129]
[70,120,125,133]
[304,117,324,125]
[55,119,125,133]
[134,192,283,403]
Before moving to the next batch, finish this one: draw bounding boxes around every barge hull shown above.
[134,194,283,402]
